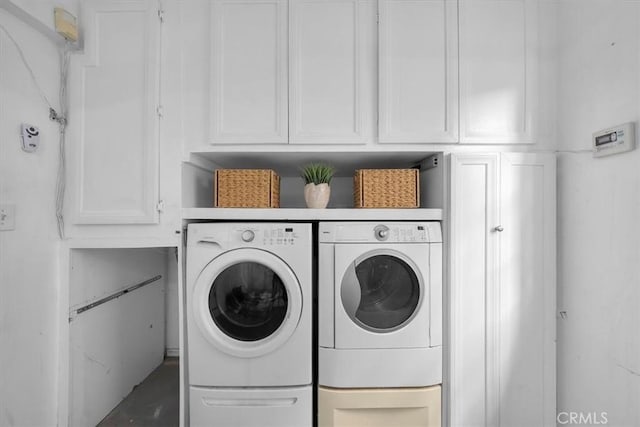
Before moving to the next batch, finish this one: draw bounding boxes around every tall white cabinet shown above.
[449,153,556,426]
[68,0,161,224]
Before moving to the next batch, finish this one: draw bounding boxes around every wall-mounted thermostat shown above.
[593,122,635,158]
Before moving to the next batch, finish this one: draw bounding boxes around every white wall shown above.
[557,1,640,425]
[0,8,62,427]
[0,4,181,425]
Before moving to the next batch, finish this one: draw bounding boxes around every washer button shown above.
[241,230,255,242]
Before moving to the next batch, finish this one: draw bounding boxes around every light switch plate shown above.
[0,204,16,231]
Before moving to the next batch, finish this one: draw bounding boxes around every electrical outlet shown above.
[0,204,16,231]
[421,154,440,170]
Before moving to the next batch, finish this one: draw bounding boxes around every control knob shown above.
[241,230,255,242]
[374,225,390,241]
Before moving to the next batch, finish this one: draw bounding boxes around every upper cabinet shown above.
[206,0,376,145]
[69,0,161,224]
[458,0,538,144]
[184,0,541,147]
[210,0,288,144]
[378,0,458,143]
[289,0,375,144]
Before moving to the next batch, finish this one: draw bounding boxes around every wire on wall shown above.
[555,149,593,154]
[54,43,71,239]
[0,22,70,239]
[0,22,54,109]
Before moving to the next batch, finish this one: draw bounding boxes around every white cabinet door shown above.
[498,153,556,426]
[459,0,538,144]
[449,153,500,427]
[289,0,375,144]
[210,0,288,144]
[378,0,458,143]
[69,0,160,224]
[449,152,556,427]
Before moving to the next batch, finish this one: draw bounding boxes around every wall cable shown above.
[55,43,71,239]
[0,22,53,110]
[555,149,593,154]
[0,22,70,239]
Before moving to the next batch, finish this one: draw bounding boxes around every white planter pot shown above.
[304,183,331,209]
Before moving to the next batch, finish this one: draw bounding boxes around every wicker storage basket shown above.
[354,169,420,208]
[214,169,280,208]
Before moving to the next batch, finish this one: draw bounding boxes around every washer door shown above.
[334,244,430,349]
[193,248,302,358]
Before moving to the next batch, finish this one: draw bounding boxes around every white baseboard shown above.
[166,348,180,358]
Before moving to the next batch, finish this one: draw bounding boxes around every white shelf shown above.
[63,236,180,249]
[186,150,439,176]
[182,208,443,221]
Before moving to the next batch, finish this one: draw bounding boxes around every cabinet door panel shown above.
[449,153,556,427]
[210,0,288,143]
[459,0,537,143]
[289,0,374,143]
[69,0,159,224]
[379,0,458,143]
[499,153,556,426]
[449,154,500,427]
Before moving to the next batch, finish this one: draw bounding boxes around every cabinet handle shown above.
[494,225,504,232]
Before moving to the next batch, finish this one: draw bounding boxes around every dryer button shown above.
[374,225,390,241]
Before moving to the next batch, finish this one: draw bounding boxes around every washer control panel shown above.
[188,223,312,248]
[234,225,302,246]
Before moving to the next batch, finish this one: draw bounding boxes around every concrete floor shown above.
[97,358,179,427]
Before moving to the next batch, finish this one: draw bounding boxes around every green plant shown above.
[301,163,335,185]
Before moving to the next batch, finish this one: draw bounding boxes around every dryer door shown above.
[192,248,302,358]
[334,244,430,349]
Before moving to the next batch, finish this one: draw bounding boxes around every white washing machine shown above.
[318,222,442,388]
[186,223,312,427]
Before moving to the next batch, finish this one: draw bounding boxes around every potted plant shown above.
[301,163,335,209]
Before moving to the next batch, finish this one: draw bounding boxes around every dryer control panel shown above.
[319,222,442,243]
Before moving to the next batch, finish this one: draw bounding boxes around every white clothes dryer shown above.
[318,222,442,388]
[186,223,312,427]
